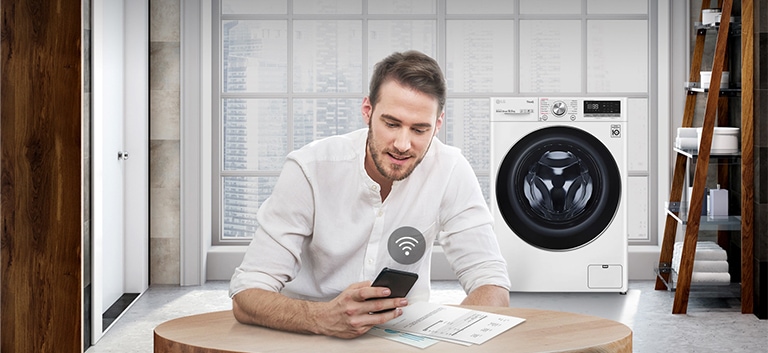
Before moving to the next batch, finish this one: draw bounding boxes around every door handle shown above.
[118,151,129,160]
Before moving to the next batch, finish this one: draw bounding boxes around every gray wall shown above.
[150,0,181,284]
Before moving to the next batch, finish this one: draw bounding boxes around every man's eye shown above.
[386,122,398,128]
[414,129,427,134]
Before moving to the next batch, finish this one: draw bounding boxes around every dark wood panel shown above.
[740,0,755,315]
[1,0,83,352]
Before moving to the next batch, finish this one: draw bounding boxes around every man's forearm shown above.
[461,285,510,307]
[231,282,407,339]
[232,288,324,335]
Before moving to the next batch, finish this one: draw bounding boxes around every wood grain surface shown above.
[154,307,632,353]
[1,0,83,352]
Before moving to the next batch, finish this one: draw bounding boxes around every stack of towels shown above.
[675,127,699,150]
[671,241,730,285]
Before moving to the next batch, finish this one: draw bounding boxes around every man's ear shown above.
[434,111,444,135]
[362,97,373,125]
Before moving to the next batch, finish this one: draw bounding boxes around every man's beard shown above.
[366,128,429,181]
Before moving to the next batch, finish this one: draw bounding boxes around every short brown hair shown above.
[368,51,446,116]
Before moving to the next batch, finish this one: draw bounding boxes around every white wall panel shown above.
[628,98,649,172]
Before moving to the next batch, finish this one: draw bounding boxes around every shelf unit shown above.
[655,0,754,314]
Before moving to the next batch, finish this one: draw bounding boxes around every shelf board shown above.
[684,82,741,96]
[673,147,741,159]
[693,21,742,35]
[654,266,740,294]
[665,202,741,231]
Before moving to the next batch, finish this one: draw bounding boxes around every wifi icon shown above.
[395,236,419,256]
[388,226,426,265]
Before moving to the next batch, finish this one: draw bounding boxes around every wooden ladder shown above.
[655,0,754,314]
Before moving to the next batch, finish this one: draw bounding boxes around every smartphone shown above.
[370,267,419,299]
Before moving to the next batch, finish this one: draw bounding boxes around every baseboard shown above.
[206,245,661,281]
[206,246,247,281]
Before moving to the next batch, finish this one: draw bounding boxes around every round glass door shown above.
[495,126,621,250]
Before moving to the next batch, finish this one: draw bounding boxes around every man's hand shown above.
[312,281,408,338]
[232,281,408,339]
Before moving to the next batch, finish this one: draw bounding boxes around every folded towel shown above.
[672,260,729,273]
[671,271,731,285]
[672,241,728,262]
[674,241,722,250]
[675,137,699,149]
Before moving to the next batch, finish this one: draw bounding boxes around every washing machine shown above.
[490,97,628,292]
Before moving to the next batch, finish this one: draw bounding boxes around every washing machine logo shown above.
[388,226,426,265]
[610,124,622,138]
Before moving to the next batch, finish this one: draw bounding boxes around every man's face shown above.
[362,80,443,182]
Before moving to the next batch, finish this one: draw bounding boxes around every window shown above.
[212,0,654,244]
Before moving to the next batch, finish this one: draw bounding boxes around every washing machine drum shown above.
[496,126,621,250]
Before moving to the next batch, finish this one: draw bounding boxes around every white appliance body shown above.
[490,97,628,292]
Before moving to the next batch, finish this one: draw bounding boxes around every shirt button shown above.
[367,258,374,264]
[377,210,384,217]
[370,184,379,192]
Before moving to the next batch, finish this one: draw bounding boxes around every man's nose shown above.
[393,129,411,152]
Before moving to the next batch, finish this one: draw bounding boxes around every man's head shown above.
[362,51,446,183]
[367,51,446,116]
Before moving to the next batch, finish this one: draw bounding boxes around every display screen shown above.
[584,100,621,114]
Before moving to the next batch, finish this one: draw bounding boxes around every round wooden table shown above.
[154,306,632,353]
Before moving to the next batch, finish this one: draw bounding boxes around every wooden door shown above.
[1,1,83,352]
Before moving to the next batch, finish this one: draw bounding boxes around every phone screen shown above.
[370,267,418,298]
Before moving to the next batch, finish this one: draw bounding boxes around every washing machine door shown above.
[496,126,621,250]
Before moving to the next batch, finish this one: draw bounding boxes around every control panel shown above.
[539,97,624,122]
[492,97,626,122]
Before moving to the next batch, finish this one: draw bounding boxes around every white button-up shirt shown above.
[229,128,510,303]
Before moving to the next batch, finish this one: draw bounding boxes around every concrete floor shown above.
[85,280,767,352]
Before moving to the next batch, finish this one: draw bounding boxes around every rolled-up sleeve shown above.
[229,158,315,298]
[438,157,511,294]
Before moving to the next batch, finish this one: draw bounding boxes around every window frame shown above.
[210,0,657,246]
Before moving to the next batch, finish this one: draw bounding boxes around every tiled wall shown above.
[753,0,767,319]
[149,0,181,285]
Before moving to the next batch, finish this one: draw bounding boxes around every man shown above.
[230,50,510,339]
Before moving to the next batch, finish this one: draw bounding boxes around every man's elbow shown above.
[463,284,509,307]
[231,295,252,325]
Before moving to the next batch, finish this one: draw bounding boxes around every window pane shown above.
[293,20,363,93]
[368,20,436,78]
[222,20,288,93]
[222,176,277,239]
[444,99,490,173]
[293,99,365,149]
[588,0,648,14]
[446,0,513,14]
[520,0,580,14]
[222,99,288,171]
[221,0,287,14]
[445,99,491,205]
[446,20,515,93]
[293,0,362,14]
[368,0,436,14]
[587,20,648,93]
[519,20,581,93]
